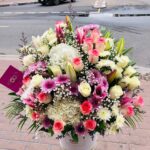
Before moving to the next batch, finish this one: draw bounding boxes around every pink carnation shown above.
[37,92,51,104]
[121,104,134,117]
[72,57,84,71]
[31,112,40,121]
[133,96,144,107]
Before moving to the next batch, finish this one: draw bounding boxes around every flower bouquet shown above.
[4,17,144,150]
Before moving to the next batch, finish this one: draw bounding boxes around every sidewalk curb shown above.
[0,1,38,7]
[0,55,149,74]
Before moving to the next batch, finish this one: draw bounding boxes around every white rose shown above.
[78,81,91,97]
[37,45,49,55]
[23,54,34,66]
[119,76,130,88]
[109,85,123,99]
[128,76,140,90]
[116,55,130,68]
[124,66,136,77]
[115,66,123,78]
[31,74,44,87]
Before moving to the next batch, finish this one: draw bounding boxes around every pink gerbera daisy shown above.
[41,78,56,93]
[55,74,70,84]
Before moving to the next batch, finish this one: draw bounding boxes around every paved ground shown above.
[0,57,150,150]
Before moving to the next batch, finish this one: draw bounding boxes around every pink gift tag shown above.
[0,65,23,92]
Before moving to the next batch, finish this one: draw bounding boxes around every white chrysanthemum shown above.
[107,124,118,135]
[47,99,80,124]
[112,104,119,116]
[49,43,79,69]
[97,108,111,121]
[115,114,125,128]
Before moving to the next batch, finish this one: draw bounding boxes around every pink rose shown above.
[88,49,99,64]
[53,120,65,133]
[72,57,84,71]
[133,96,144,107]
[80,101,92,115]
[84,119,96,131]
[37,92,51,104]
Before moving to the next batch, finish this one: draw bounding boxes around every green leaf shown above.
[48,128,54,136]
[125,117,136,128]
[5,101,25,120]
[116,38,125,55]
[8,92,17,96]
[28,122,37,133]
[71,130,78,143]
[122,48,132,55]
[18,116,28,130]
[62,124,73,136]
[47,66,53,76]
[104,31,112,38]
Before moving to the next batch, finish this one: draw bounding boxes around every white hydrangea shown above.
[49,43,79,69]
[47,99,80,124]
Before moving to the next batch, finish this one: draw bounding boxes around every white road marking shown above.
[0,11,89,16]
[0,25,9,28]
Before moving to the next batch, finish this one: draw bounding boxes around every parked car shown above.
[38,0,76,6]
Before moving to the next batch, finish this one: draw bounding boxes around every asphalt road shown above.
[0,4,150,68]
